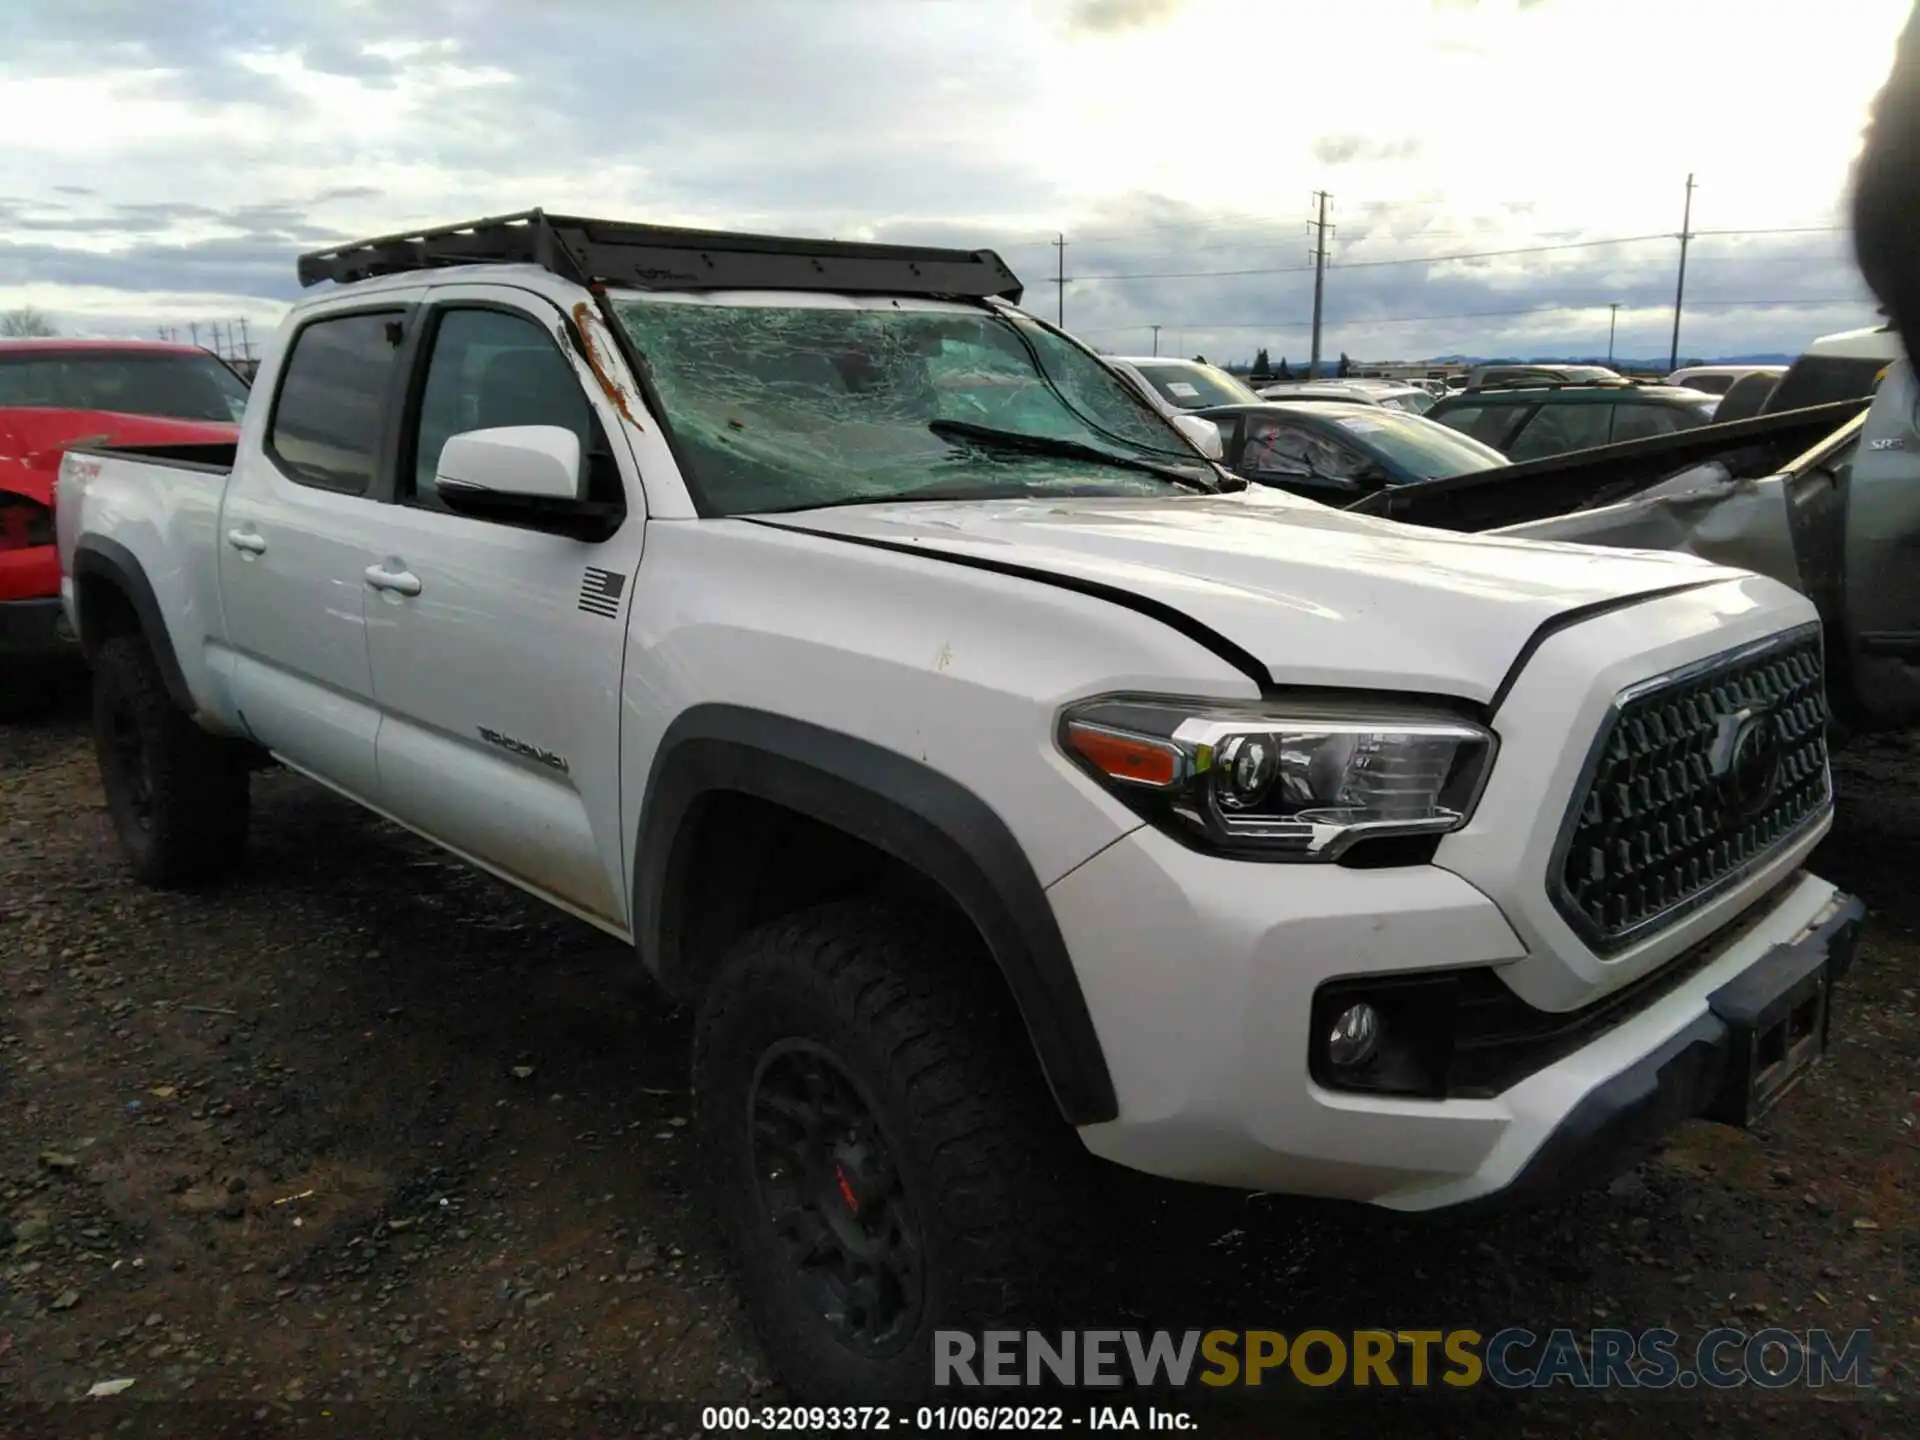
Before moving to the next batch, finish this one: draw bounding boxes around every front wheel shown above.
[693,901,1097,1404]
[92,634,250,887]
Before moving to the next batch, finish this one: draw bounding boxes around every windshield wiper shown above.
[927,419,1241,494]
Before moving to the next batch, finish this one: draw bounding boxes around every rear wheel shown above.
[92,634,250,886]
[694,901,1098,1404]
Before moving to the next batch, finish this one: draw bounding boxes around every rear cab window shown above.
[1769,355,1891,411]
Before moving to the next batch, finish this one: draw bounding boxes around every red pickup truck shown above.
[1,340,248,715]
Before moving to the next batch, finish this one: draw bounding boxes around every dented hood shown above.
[769,487,1744,701]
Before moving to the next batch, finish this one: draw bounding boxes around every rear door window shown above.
[1504,402,1613,461]
[1610,403,1692,443]
[267,311,407,495]
[1437,404,1528,450]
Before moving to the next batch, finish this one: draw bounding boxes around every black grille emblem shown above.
[1710,705,1783,818]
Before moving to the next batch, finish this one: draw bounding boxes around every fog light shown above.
[1327,1003,1381,1069]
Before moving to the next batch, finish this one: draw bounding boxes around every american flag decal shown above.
[578,567,627,618]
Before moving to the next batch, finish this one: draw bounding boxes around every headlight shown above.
[1059,696,1496,861]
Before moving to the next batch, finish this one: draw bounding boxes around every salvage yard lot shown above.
[1,695,1914,1434]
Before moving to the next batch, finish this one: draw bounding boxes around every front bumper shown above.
[0,595,75,660]
[1047,825,1859,1210]
[1491,889,1862,1207]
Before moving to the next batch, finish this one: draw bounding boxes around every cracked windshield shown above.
[611,299,1214,514]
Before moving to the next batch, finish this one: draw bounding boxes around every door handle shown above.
[226,528,267,555]
[364,564,423,597]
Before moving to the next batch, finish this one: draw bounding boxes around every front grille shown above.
[1551,625,1831,953]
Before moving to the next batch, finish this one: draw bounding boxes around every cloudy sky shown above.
[1,0,1910,365]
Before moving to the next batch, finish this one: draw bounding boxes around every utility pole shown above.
[1608,303,1621,365]
[1150,324,1161,356]
[1308,191,1333,377]
[1668,173,1696,373]
[238,316,252,362]
[189,320,200,348]
[1051,233,1066,328]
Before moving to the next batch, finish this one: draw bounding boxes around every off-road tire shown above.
[694,900,1101,1405]
[92,634,250,886]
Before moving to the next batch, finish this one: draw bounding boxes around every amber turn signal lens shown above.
[1064,721,1183,788]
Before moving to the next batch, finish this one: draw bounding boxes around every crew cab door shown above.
[218,303,416,799]
[361,288,645,926]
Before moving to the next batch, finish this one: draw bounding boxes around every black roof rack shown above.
[1468,376,1640,393]
[295,208,1025,304]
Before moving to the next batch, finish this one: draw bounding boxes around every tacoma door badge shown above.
[477,727,570,774]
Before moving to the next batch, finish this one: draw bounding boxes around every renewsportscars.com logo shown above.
[934,1327,1876,1391]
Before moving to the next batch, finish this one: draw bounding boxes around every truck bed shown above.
[67,439,238,474]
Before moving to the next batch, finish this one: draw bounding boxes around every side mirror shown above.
[434,425,622,542]
[436,425,583,502]
[1172,412,1225,460]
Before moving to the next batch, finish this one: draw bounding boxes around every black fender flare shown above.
[69,536,195,713]
[634,704,1118,1125]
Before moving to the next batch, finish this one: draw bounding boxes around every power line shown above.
[1074,296,1869,336]
[1056,225,1848,284]
[990,214,1839,252]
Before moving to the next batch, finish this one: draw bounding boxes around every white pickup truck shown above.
[56,211,1863,1401]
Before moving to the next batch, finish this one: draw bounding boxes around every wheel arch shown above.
[69,536,194,713]
[633,704,1119,1126]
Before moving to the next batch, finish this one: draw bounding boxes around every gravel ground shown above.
[0,686,1913,1438]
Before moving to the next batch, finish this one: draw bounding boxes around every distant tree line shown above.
[1,306,58,338]
[1245,346,1350,381]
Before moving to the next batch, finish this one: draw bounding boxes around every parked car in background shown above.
[1101,357,1230,458]
[1254,378,1437,414]
[1104,355,1262,411]
[1195,398,1508,500]
[1664,363,1787,397]
[1353,382,1918,733]
[1,340,247,717]
[1428,379,1719,462]
[1761,325,1903,414]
